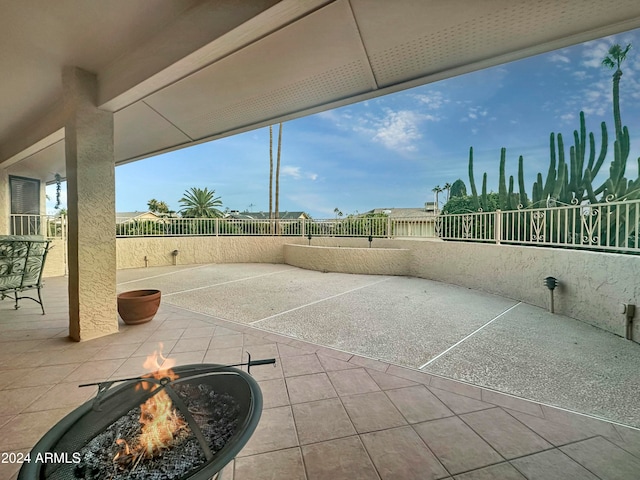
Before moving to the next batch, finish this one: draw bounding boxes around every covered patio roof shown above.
[3,0,640,181]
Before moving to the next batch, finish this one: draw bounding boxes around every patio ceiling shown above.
[2,0,640,183]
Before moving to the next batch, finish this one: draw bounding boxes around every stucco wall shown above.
[399,240,639,341]
[284,243,410,275]
[43,238,66,277]
[116,236,293,269]
[47,235,639,341]
[283,237,640,341]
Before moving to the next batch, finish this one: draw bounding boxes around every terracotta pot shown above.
[117,289,161,325]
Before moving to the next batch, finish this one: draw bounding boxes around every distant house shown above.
[365,204,437,237]
[222,210,309,235]
[115,211,162,224]
[225,211,309,220]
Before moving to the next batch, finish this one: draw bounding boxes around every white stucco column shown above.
[63,67,118,341]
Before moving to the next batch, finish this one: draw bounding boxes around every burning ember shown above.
[113,345,188,469]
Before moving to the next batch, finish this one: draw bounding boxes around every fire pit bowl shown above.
[18,364,264,480]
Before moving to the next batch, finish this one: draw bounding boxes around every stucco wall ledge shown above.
[284,243,410,275]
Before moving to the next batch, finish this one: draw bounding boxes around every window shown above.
[10,175,40,235]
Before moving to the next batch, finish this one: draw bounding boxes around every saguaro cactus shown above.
[518,156,528,207]
[468,147,480,210]
[498,148,507,209]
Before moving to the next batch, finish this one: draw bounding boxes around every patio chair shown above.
[0,235,51,314]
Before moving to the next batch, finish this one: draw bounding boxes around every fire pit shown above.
[18,360,271,480]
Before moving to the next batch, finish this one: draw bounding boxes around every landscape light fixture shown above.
[621,303,636,340]
[307,233,312,245]
[368,235,373,248]
[544,276,558,313]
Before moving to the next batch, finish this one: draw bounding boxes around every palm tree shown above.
[443,182,452,203]
[147,198,160,212]
[274,123,283,221]
[157,201,170,215]
[268,126,274,221]
[178,187,223,218]
[147,198,170,214]
[432,185,443,212]
[602,43,631,139]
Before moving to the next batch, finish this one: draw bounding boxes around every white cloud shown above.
[461,106,488,122]
[560,113,575,123]
[281,165,318,181]
[576,78,610,117]
[549,53,570,64]
[325,107,430,153]
[582,105,607,116]
[316,110,341,124]
[372,110,424,152]
[581,40,612,69]
[281,166,301,178]
[585,88,603,102]
[413,91,448,110]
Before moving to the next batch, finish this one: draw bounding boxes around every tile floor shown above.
[1,276,640,479]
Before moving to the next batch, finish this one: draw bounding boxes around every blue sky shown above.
[48,28,640,218]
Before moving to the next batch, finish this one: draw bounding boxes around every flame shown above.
[114,344,187,467]
[135,343,179,391]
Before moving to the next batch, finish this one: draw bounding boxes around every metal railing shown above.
[114,216,407,238]
[437,210,496,243]
[8,198,639,255]
[9,214,66,238]
[437,197,640,254]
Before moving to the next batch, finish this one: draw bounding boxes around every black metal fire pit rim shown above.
[18,364,264,480]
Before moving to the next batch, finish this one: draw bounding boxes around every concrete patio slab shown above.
[252,275,517,367]
[424,302,640,426]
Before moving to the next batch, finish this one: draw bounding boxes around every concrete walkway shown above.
[0,264,639,479]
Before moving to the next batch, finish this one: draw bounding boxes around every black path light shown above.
[368,235,373,248]
[544,276,558,313]
[307,233,312,245]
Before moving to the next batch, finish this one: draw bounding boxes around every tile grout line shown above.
[506,439,605,480]
[249,277,394,325]
[320,367,384,480]
[418,302,522,369]
[161,269,292,296]
[499,406,559,451]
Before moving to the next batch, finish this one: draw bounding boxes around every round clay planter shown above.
[117,289,161,325]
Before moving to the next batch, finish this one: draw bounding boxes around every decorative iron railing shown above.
[437,210,496,242]
[437,197,640,254]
